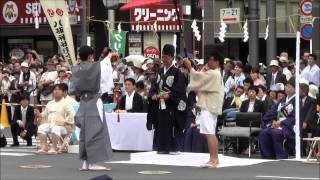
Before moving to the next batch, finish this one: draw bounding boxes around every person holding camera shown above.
[18,62,37,105]
[38,59,58,105]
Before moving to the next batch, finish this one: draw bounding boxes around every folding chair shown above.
[219,112,262,157]
[58,133,73,153]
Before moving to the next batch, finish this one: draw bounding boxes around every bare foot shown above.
[200,159,219,168]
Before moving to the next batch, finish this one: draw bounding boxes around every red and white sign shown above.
[144,46,160,59]
[220,8,240,24]
[130,4,183,32]
[0,0,80,25]
[300,0,313,16]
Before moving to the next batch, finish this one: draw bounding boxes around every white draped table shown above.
[105,113,154,151]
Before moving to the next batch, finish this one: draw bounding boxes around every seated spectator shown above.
[279,56,292,81]
[54,68,69,85]
[269,84,280,104]
[222,59,234,84]
[117,78,143,112]
[133,65,145,83]
[224,61,245,98]
[259,78,296,159]
[277,89,286,103]
[240,86,264,113]
[299,83,317,155]
[266,60,287,89]
[257,85,275,112]
[222,86,244,120]
[34,84,75,154]
[136,81,146,99]
[10,95,36,147]
[241,77,254,101]
[250,67,265,86]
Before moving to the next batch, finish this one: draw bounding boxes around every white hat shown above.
[21,62,29,68]
[269,60,280,67]
[308,84,319,99]
[299,78,309,85]
[224,58,231,64]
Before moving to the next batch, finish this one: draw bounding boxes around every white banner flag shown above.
[40,0,76,66]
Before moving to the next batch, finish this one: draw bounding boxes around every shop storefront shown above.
[126,4,182,58]
[0,0,81,62]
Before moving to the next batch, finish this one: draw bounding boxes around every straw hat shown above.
[21,62,29,68]
[269,60,280,67]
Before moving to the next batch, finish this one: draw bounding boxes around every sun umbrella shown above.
[124,55,148,68]
[120,0,187,57]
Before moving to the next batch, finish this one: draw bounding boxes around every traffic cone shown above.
[0,99,10,128]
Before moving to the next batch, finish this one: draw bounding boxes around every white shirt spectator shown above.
[100,57,114,94]
[1,78,11,96]
[19,71,37,96]
[224,73,246,98]
[40,71,58,101]
[135,75,145,82]
[282,67,292,81]
[21,106,27,125]
[125,91,135,111]
[300,64,320,86]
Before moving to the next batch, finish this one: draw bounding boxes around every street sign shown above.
[300,15,313,24]
[300,0,313,16]
[220,8,240,24]
[300,23,313,40]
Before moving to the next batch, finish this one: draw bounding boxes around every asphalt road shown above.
[1,148,320,180]
[1,129,320,180]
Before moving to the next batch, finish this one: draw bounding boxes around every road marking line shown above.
[256,176,320,180]
[1,148,37,153]
[0,152,33,156]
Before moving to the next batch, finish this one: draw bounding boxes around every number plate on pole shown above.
[220,8,240,24]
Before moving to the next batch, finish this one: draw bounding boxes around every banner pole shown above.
[295,31,301,160]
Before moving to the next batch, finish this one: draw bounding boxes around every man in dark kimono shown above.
[71,46,113,171]
[259,78,296,159]
[147,44,187,154]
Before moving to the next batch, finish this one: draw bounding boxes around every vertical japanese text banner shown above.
[111,30,127,58]
[40,0,76,66]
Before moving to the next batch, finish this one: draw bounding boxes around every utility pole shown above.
[248,0,259,68]
[312,0,320,65]
[203,0,215,59]
[266,0,276,66]
[80,0,87,46]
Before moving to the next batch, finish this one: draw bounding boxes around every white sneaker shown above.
[88,164,111,171]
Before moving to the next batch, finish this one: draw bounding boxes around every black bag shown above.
[41,85,54,96]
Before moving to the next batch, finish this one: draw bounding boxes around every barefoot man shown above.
[184,52,224,168]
